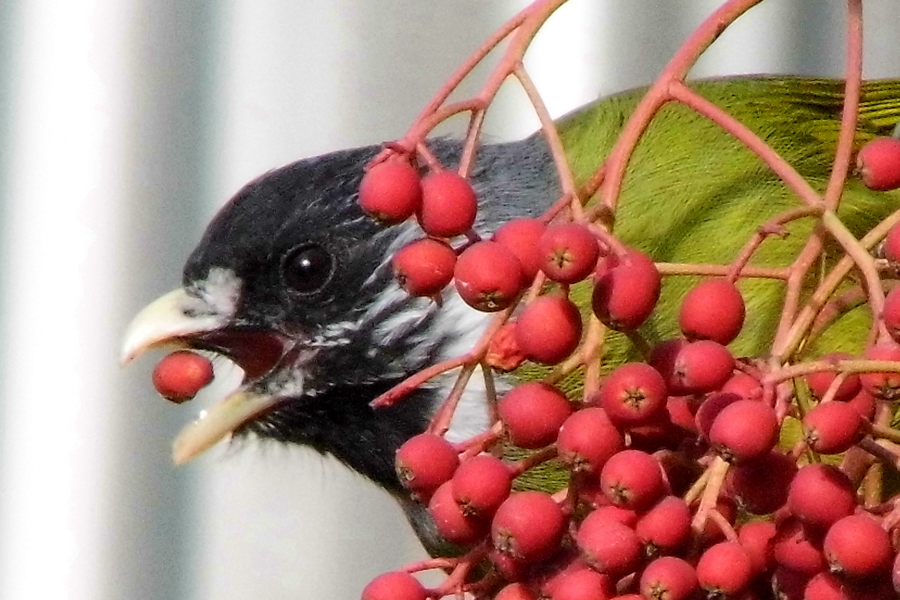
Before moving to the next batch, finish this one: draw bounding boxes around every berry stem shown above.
[690,455,730,538]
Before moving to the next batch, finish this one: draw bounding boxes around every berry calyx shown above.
[538,222,601,284]
[454,241,524,312]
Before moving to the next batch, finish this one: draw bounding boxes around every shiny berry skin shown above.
[451,454,513,518]
[494,583,537,600]
[395,433,459,501]
[514,295,583,365]
[696,542,754,597]
[498,382,572,449]
[493,217,547,283]
[427,480,488,545]
[635,496,691,556]
[576,514,641,578]
[599,362,668,426]
[538,222,601,284]
[391,238,456,297]
[804,352,860,401]
[358,160,422,225]
[454,241,524,312]
[787,464,855,529]
[884,286,900,342]
[639,556,698,600]
[709,399,779,462]
[823,514,891,578]
[557,407,624,475]
[417,170,477,237]
[492,491,565,563]
[802,401,863,454]
[737,520,777,574]
[856,136,900,191]
[591,248,660,331]
[885,222,900,262]
[678,279,745,345]
[600,449,666,511]
[361,571,427,600]
[859,341,900,400]
[152,351,214,402]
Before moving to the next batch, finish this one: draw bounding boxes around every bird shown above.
[121,75,900,556]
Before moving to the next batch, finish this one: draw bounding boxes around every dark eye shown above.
[282,243,335,294]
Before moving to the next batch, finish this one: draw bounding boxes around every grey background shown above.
[0,1,897,599]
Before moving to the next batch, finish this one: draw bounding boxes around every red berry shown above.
[694,392,742,440]
[804,571,882,600]
[738,520,777,574]
[787,464,855,529]
[884,286,900,343]
[451,454,513,518]
[696,542,754,597]
[885,222,900,263]
[152,351,214,402]
[514,295,583,365]
[709,399,779,462]
[395,433,459,501]
[599,449,666,511]
[773,517,826,575]
[541,565,613,600]
[673,340,735,395]
[823,514,891,578]
[635,496,692,555]
[361,571,427,600]
[498,383,572,449]
[417,170,477,237]
[678,279,746,345]
[725,451,797,515]
[494,583,538,600]
[591,248,660,331]
[599,362,668,426]
[639,556,698,600]
[856,136,900,191]
[427,480,488,545]
[585,505,638,528]
[720,373,763,400]
[492,491,565,563]
[493,218,547,283]
[802,401,863,454]
[846,387,877,420]
[805,353,860,402]
[358,160,422,225]
[391,238,456,297]
[454,241,524,312]
[538,223,601,284]
[557,407,624,475]
[576,514,641,578]
[859,341,900,401]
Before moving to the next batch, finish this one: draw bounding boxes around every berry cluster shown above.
[351,127,900,600]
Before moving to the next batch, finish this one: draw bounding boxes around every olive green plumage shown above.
[509,76,900,494]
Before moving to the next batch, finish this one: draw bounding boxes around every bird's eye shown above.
[282,243,335,294]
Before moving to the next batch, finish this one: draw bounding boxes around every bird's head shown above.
[122,136,555,518]
[122,143,503,495]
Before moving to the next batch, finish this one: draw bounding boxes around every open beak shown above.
[122,288,291,464]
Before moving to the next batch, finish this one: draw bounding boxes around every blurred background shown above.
[0,1,897,598]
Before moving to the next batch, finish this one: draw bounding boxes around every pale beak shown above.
[120,288,230,364]
[121,287,288,464]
